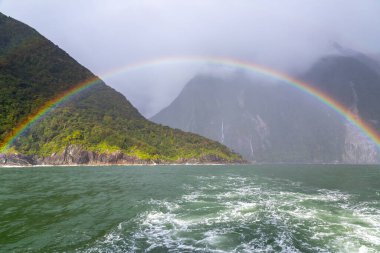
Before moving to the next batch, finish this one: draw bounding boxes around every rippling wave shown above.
[84,171,380,253]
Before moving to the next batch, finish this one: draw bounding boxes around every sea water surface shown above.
[0,165,379,252]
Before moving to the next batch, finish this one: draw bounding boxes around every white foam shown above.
[83,174,380,252]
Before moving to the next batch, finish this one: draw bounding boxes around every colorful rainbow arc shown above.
[1,56,380,153]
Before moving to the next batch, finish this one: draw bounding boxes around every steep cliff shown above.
[304,53,380,163]
[152,74,345,163]
[152,53,380,163]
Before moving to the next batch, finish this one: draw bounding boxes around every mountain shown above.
[152,74,345,163]
[304,54,380,130]
[152,53,380,163]
[304,53,380,163]
[0,12,242,165]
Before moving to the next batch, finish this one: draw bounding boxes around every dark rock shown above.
[0,145,244,166]
[0,153,36,166]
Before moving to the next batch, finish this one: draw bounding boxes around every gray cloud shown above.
[1,0,380,116]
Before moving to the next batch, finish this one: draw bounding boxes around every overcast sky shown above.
[1,0,380,117]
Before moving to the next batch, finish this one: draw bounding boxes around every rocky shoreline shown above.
[0,145,244,167]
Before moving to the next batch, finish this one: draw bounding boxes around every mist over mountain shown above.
[331,42,380,76]
[1,0,379,118]
[305,53,380,129]
[152,51,380,163]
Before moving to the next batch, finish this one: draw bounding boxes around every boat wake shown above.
[84,174,380,252]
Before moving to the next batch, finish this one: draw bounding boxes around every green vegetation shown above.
[0,12,242,162]
[0,12,93,141]
[15,83,240,161]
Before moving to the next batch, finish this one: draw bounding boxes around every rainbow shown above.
[1,56,380,152]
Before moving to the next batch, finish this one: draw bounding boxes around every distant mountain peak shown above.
[330,41,362,57]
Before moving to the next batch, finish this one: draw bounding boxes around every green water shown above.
[0,165,379,252]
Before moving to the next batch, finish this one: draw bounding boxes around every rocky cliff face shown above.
[0,145,239,166]
[342,123,378,164]
[304,53,380,163]
[0,153,36,166]
[38,145,142,165]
